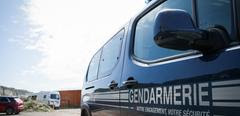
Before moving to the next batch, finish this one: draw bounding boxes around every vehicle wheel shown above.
[6,107,14,115]
[15,112,20,114]
[81,109,91,116]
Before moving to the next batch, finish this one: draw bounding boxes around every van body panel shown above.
[81,0,240,116]
[120,33,240,115]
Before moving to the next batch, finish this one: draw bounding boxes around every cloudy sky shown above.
[0,0,146,92]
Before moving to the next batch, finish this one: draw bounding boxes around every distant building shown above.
[59,90,81,108]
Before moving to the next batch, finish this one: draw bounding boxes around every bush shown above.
[24,100,53,112]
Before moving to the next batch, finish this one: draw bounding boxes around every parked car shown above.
[29,91,61,109]
[81,0,240,116]
[0,96,24,115]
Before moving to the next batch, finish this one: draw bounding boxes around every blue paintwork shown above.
[81,0,240,116]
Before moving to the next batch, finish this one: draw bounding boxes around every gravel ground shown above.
[0,108,81,116]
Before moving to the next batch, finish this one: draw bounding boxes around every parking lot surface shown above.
[20,109,81,116]
[0,108,81,116]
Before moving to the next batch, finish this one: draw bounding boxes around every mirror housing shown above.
[154,9,230,54]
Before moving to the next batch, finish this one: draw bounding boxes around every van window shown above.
[87,50,101,82]
[43,95,47,99]
[31,95,37,100]
[197,0,232,36]
[8,97,15,102]
[0,97,9,103]
[98,29,124,77]
[134,0,193,61]
[50,94,59,100]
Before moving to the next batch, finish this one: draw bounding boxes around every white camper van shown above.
[30,91,61,108]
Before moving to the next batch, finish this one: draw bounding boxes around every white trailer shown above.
[29,91,61,108]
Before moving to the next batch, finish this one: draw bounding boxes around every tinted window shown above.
[197,0,232,34]
[98,29,124,77]
[9,97,22,103]
[134,0,193,61]
[0,97,9,103]
[87,50,101,82]
[31,95,37,100]
[8,97,15,102]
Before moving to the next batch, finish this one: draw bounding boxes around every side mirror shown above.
[154,9,230,54]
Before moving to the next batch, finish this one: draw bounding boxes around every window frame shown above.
[86,28,125,82]
[131,0,199,64]
[98,29,125,78]
[86,49,102,82]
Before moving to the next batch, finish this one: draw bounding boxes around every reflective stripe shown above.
[95,99,118,102]
[212,79,240,86]
[94,91,120,95]
[94,94,119,100]
[120,100,129,103]
[120,90,129,93]
[213,102,240,107]
[88,102,128,109]
[120,93,129,99]
[212,86,240,100]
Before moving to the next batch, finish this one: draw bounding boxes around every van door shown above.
[120,0,240,116]
[84,29,126,116]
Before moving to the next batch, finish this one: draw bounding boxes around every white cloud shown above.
[21,0,145,89]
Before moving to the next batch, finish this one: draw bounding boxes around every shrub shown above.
[24,100,53,112]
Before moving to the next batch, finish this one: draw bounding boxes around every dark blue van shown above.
[81,0,240,116]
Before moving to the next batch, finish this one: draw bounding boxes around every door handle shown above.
[108,81,118,90]
[122,78,138,87]
[85,86,95,90]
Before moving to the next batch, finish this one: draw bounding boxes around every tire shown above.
[81,109,91,116]
[6,107,14,115]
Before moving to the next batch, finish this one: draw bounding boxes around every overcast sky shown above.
[0,0,146,92]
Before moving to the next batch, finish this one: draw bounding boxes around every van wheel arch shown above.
[81,108,91,116]
[81,104,91,116]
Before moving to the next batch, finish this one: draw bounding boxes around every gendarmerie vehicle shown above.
[81,0,240,116]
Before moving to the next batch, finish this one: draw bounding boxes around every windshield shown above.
[8,97,22,103]
[50,94,60,100]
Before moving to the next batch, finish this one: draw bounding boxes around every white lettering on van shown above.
[128,82,210,106]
